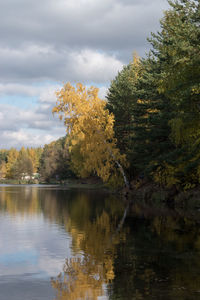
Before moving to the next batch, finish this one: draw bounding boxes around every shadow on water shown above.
[0,185,200,300]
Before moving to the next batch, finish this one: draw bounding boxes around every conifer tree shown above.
[131,56,175,177]
[106,55,140,161]
[149,0,200,187]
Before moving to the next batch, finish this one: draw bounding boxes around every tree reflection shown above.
[51,256,108,300]
[109,203,200,300]
[51,195,126,300]
[0,186,41,216]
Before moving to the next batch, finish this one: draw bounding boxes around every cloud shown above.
[0,0,169,52]
[0,0,170,148]
[0,102,53,130]
[0,129,64,149]
[0,94,65,149]
[0,46,124,83]
[69,49,123,83]
[0,0,169,83]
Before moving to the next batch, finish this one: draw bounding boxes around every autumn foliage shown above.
[53,83,127,186]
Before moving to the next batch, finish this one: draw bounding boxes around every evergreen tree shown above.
[148,0,200,187]
[106,56,142,179]
[106,56,140,159]
[131,56,175,177]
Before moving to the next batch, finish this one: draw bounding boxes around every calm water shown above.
[0,185,199,300]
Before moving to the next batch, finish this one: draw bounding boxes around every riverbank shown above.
[125,180,200,211]
[1,177,200,210]
[0,177,106,190]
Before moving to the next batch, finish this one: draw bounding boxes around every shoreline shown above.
[1,178,200,210]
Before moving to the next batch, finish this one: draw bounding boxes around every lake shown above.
[0,185,199,300]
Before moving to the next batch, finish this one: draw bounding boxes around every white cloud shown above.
[70,49,123,83]
[0,97,65,148]
[39,85,61,103]
[1,129,64,149]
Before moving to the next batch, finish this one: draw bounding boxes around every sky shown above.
[0,0,170,149]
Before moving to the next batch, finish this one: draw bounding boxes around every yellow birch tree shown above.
[53,83,129,187]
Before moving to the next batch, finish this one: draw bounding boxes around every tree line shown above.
[0,139,75,183]
[0,147,42,181]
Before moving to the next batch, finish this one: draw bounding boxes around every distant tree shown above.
[27,147,42,173]
[0,161,7,179]
[6,148,19,179]
[12,149,34,180]
[39,137,74,182]
[0,150,8,179]
[0,150,8,165]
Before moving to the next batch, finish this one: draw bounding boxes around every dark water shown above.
[0,185,199,300]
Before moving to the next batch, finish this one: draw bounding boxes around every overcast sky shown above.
[0,0,170,149]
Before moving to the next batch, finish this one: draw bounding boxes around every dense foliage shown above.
[107,0,200,189]
[0,147,42,181]
[39,137,75,182]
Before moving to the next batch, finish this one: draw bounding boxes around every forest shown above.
[0,0,199,193]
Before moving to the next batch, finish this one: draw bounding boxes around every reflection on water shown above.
[0,185,200,300]
[51,204,126,300]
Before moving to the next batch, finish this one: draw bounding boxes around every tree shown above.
[53,83,129,187]
[106,0,199,188]
[148,0,200,187]
[106,53,174,179]
[131,56,175,178]
[27,147,43,173]
[106,55,140,157]
[0,150,8,179]
[0,161,7,179]
[39,137,74,182]
[6,148,19,179]
[0,150,8,165]
[12,148,34,180]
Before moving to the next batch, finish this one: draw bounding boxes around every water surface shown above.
[0,185,199,300]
